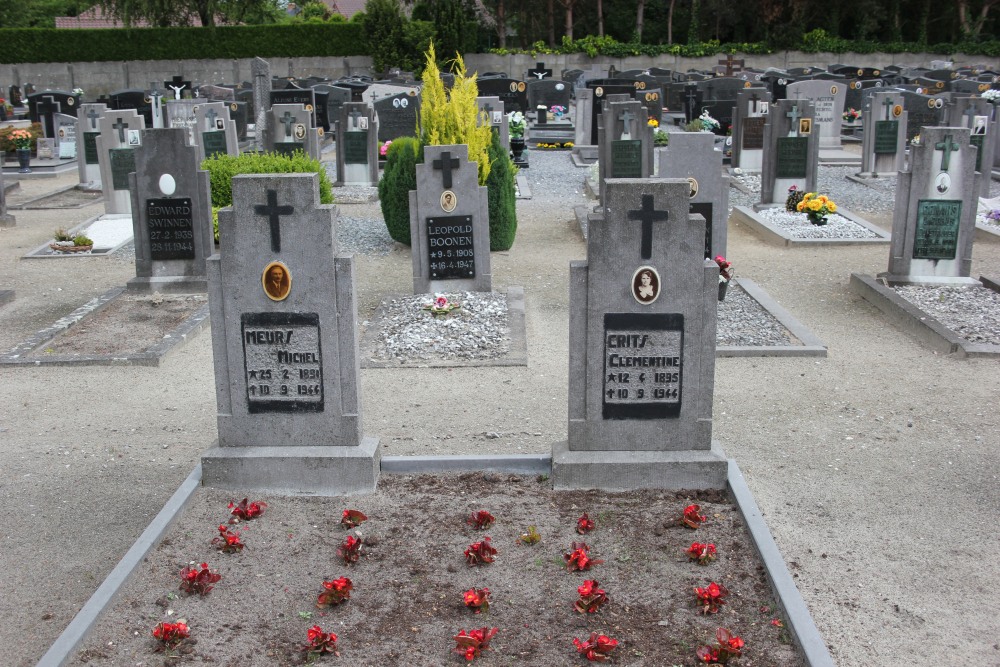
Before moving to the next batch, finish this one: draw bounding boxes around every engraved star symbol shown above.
[607,373,616,383]
[248,370,258,379]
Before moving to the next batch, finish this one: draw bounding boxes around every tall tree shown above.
[956,0,998,36]
[96,0,279,26]
[596,0,603,37]
[548,0,555,46]
[635,0,646,42]
[557,0,577,40]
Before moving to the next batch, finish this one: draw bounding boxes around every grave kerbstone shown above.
[553,178,727,490]
[77,103,107,190]
[335,102,378,186]
[758,99,819,207]
[731,87,770,170]
[410,145,492,294]
[0,168,15,227]
[882,126,981,285]
[194,101,239,161]
[859,92,907,177]
[201,173,380,495]
[658,132,730,259]
[264,103,322,161]
[127,128,213,293]
[95,109,146,214]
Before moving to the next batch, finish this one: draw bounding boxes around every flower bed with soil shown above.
[70,474,803,666]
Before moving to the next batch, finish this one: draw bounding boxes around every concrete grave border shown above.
[6,183,103,210]
[730,205,891,247]
[849,273,1000,358]
[0,287,210,367]
[719,278,827,357]
[22,213,134,259]
[36,459,834,667]
[360,286,527,368]
[975,220,1000,242]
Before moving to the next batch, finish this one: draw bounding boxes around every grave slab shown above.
[730,205,891,247]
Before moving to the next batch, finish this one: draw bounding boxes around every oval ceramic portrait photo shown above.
[262,261,292,301]
[631,266,661,305]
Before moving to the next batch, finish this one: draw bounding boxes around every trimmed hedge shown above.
[201,151,334,208]
[378,136,422,246]
[485,131,517,251]
[0,23,364,64]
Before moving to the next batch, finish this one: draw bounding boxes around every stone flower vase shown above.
[510,137,526,161]
[718,280,730,302]
[16,148,31,173]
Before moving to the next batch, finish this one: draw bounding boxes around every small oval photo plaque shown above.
[262,261,292,301]
[631,266,661,305]
[440,190,458,212]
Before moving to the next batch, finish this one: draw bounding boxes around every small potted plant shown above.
[795,192,837,226]
[842,108,862,124]
[10,128,34,173]
[49,228,94,254]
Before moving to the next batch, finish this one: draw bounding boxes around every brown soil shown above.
[70,474,802,667]
[28,293,206,357]
[7,186,103,209]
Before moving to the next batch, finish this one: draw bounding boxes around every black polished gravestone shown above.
[27,91,80,138]
[477,77,528,113]
[588,83,638,144]
[427,216,476,280]
[145,198,195,260]
[225,101,248,141]
[373,92,420,143]
[899,91,946,142]
[527,62,553,80]
[110,89,154,126]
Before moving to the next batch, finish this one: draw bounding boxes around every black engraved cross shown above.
[87,107,101,130]
[618,109,635,139]
[685,87,699,117]
[627,194,669,260]
[205,108,219,128]
[748,90,761,114]
[111,117,129,143]
[962,105,978,129]
[432,151,460,189]
[348,107,362,130]
[254,189,294,252]
[279,111,297,138]
[786,104,802,136]
[934,134,960,172]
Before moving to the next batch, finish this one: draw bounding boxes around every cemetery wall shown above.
[2,52,997,98]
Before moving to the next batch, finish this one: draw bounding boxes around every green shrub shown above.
[485,131,517,251]
[201,151,333,209]
[377,137,422,245]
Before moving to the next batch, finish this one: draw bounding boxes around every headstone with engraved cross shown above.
[785,79,847,150]
[76,103,107,190]
[194,101,239,161]
[880,126,980,285]
[945,97,996,198]
[410,145,492,294]
[477,96,509,151]
[201,172,380,495]
[859,91,907,177]
[263,103,322,161]
[730,87,770,171]
[126,128,214,293]
[598,100,651,205]
[335,102,378,186]
[165,98,206,145]
[658,132,730,260]
[553,178,727,490]
[95,109,146,214]
[758,99,819,207]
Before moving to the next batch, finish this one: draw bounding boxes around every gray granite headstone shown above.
[574,88,594,147]
[658,132,730,259]
[126,128,213,293]
[409,145,492,294]
[201,172,380,495]
[730,87,770,171]
[598,100,650,205]
[0,167,15,227]
[881,126,980,285]
[786,79,847,149]
[945,97,996,197]
[859,91,907,177]
[95,109,146,214]
[553,178,727,490]
[76,103,107,190]
[477,96,509,151]
[194,101,239,161]
[335,102,378,186]
[165,99,204,145]
[758,99,819,207]
[251,57,272,153]
[264,103,322,161]
[54,113,77,159]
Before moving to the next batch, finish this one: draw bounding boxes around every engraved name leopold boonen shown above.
[241,313,324,413]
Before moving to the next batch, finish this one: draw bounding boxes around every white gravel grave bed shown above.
[717,284,794,347]
[754,207,879,239]
[893,285,1000,346]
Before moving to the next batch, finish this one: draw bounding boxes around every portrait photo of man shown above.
[262,262,291,301]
